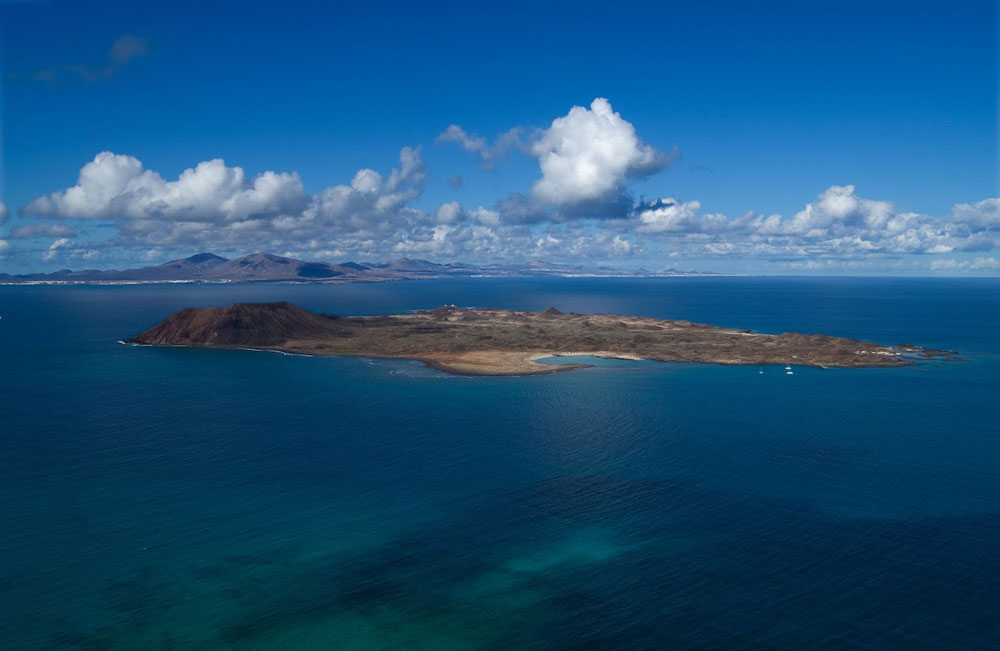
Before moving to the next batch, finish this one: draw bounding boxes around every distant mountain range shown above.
[0,252,717,284]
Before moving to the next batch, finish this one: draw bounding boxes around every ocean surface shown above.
[1,277,998,649]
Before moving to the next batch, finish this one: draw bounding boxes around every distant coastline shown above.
[0,251,724,286]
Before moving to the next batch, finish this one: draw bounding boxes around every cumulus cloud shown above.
[617,185,1000,265]
[0,239,9,258]
[434,201,463,224]
[531,98,666,207]
[431,100,990,268]
[19,147,488,264]
[469,206,501,226]
[440,98,670,222]
[636,199,709,234]
[299,146,426,234]
[950,198,1000,229]
[13,127,1000,273]
[23,152,308,222]
[349,168,383,193]
[784,185,894,235]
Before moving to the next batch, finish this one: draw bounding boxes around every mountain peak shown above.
[239,252,289,262]
[184,253,227,263]
[3,251,713,283]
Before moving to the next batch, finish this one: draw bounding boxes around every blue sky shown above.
[0,0,997,274]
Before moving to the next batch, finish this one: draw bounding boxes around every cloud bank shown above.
[8,98,999,272]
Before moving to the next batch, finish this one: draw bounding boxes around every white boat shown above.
[786,370,794,375]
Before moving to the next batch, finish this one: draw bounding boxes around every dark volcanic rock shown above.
[128,302,350,347]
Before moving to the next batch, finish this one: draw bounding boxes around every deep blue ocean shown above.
[1,277,998,649]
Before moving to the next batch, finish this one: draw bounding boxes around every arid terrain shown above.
[126,302,953,375]
[1,251,711,285]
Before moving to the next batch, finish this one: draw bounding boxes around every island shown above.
[124,302,954,376]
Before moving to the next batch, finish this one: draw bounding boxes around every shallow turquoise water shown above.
[1,277,998,648]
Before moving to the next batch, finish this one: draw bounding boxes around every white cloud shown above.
[302,146,426,234]
[434,201,463,224]
[635,199,704,233]
[23,152,308,222]
[440,98,669,222]
[0,239,9,258]
[12,129,1000,272]
[624,186,1000,263]
[530,98,665,206]
[529,230,638,259]
[785,185,893,235]
[0,201,8,226]
[610,234,632,256]
[350,168,383,193]
[434,100,994,264]
[17,148,434,263]
[950,198,1000,229]
[469,206,500,226]
[42,238,72,262]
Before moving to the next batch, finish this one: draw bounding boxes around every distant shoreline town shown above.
[0,252,723,285]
